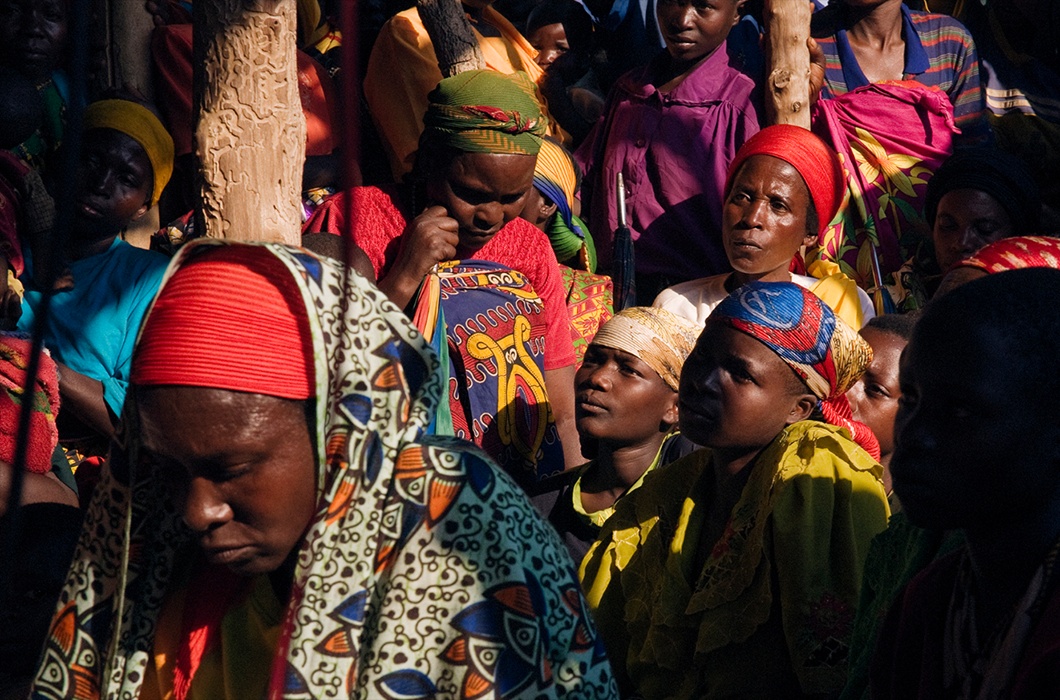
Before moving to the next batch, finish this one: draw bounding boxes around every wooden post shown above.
[193,0,305,243]
[416,0,486,77]
[108,0,155,98]
[764,0,813,129]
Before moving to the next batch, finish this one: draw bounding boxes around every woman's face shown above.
[0,0,68,80]
[932,188,1014,273]
[723,155,815,280]
[575,344,679,447]
[74,128,153,240]
[138,387,318,577]
[679,322,814,450]
[427,151,537,255]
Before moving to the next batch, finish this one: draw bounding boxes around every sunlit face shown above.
[529,22,569,68]
[74,128,153,240]
[0,0,68,80]
[138,387,318,577]
[892,321,1060,531]
[656,0,739,68]
[679,322,813,451]
[847,327,906,459]
[723,156,815,281]
[932,189,1014,273]
[426,151,537,256]
[575,344,678,448]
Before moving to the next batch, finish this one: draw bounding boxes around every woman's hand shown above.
[377,206,459,310]
[808,36,827,105]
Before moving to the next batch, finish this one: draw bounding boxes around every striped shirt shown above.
[812,4,989,142]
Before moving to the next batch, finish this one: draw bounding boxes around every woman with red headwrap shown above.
[654,125,874,330]
[581,281,889,699]
[30,241,617,699]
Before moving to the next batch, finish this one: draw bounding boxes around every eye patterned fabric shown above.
[712,281,872,400]
[30,241,616,699]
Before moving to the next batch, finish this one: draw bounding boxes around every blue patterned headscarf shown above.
[712,282,871,400]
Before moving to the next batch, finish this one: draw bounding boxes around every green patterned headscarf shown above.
[422,70,547,155]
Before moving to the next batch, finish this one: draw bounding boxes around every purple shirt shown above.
[576,44,760,282]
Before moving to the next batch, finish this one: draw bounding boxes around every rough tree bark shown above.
[108,0,155,99]
[416,0,486,77]
[194,0,305,243]
[764,0,813,129]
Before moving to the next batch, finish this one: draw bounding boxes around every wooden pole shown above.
[764,0,813,128]
[109,0,155,98]
[193,0,305,243]
[416,0,486,77]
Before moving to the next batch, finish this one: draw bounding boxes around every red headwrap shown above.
[725,125,844,237]
[957,236,1060,274]
[131,244,314,400]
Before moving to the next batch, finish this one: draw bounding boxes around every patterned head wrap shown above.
[84,99,175,207]
[422,70,547,156]
[533,137,595,268]
[924,148,1040,233]
[725,125,844,237]
[131,246,313,400]
[712,281,872,400]
[33,241,615,699]
[591,306,702,391]
[955,235,1060,274]
[0,335,59,474]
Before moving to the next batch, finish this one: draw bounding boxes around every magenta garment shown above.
[811,81,958,285]
[576,45,760,282]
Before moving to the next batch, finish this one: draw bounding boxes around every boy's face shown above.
[723,155,815,280]
[74,128,153,240]
[847,327,906,458]
[656,0,739,68]
[891,321,1060,531]
[529,22,569,69]
[932,188,1013,273]
[0,0,68,80]
[679,322,812,451]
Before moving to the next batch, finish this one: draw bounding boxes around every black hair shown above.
[0,66,44,150]
[806,199,818,241]
[923,147,1040,233]
[527,0,575,35]
[864,311,920,342]
[918,268,1060,415]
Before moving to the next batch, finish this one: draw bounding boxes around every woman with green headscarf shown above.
[305,70,581,487]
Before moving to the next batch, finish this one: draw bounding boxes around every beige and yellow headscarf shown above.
[591,306,702,391]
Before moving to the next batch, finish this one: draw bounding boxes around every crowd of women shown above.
[0,0,1058,697]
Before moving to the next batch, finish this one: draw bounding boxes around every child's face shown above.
[679,322,812,451]
[74,128,153,239]
[723,155,815,279]
[529,22,569,69]
[847,327,905,458]
[892,321,1060,531]
[0,0,68,80]
[575,344,678,447]
[656,0,739,68]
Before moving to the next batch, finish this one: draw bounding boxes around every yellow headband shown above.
[84,99,174,207]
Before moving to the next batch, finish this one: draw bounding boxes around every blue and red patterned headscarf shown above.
[713,281,880,458]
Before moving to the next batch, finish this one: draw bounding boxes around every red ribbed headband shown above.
[724,125,844,237]
[131,245,314,399]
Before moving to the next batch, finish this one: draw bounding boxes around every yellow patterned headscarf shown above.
[84,99,175,207]
[422,70,547,155]
[591,306,702,391]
